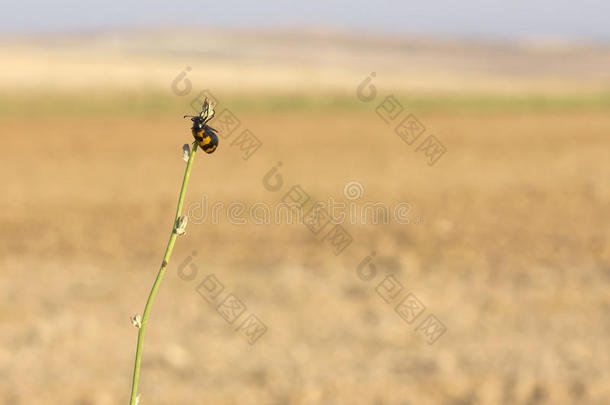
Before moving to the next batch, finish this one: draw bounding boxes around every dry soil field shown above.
[0,30,609,405]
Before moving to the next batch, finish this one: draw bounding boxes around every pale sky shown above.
[2,0,609,41]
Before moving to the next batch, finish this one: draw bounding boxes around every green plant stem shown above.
[129,142,199,405]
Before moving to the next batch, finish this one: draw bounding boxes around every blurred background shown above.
[1,1,609,404]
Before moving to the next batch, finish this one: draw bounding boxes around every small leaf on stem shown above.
[182,144,190,162]
[131,314,142,328]
[176,215,188,235]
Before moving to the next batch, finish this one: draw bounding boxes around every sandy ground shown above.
[2,28,610,95]
[1,28,610,405]
[1,104,609,404]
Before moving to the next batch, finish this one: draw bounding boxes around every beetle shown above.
[184,98,219,154]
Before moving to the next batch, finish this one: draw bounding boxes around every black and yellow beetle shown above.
[184,98,219,154]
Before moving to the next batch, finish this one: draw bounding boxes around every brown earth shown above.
[1,105,609,404]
